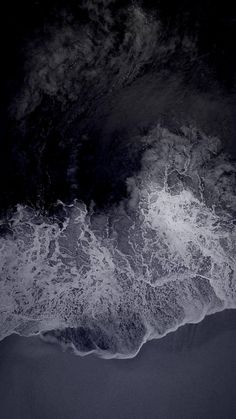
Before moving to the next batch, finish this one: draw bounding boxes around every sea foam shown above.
[0,126,235,358]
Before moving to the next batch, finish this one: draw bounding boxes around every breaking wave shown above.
[0,125,235,358]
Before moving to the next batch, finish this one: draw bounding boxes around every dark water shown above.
[0,0,236,212]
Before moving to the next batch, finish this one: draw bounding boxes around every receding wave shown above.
[0,125,235,358]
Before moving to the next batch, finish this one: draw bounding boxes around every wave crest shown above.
[0,125,235,358]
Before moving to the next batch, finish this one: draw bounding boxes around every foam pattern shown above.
[0,126,235,357]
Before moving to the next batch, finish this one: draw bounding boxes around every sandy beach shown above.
[0,309,235,419]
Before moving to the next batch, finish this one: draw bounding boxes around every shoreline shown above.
[1,305,233,360]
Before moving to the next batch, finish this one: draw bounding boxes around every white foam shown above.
[0,125,235,357]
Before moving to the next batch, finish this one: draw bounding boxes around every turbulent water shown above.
[1,125,235,358]
[1,0,236,358]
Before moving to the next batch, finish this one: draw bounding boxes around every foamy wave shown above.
[0,126,235,357]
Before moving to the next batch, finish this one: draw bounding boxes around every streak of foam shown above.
[0,126,235,358]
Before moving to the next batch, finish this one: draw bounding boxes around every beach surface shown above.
[0,309,235,419]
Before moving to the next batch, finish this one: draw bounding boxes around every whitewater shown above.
[0,125,235,358]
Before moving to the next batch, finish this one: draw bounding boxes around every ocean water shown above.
[0,124,235,358]
[0,1,235,360]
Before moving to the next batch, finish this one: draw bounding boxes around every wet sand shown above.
[0,309,235,419]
